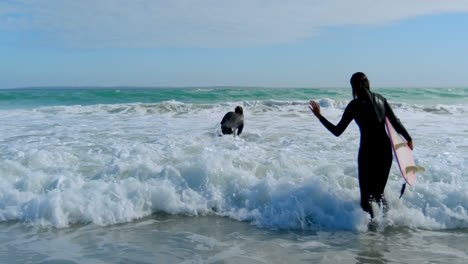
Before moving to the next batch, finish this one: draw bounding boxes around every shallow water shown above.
[1,214,467,264]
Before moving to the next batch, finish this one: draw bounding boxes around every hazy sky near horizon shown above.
[1,0,468,89]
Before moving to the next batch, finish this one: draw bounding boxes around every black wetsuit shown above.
[318,91,411,217]
[221,112,244,136]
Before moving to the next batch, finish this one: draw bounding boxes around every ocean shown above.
[0,87,467,263]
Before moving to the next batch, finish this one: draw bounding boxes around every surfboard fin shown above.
[395,143,408,150]
[399,183,406,199]
[405,166,426,174]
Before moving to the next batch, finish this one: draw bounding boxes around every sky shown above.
[1,0,468,89]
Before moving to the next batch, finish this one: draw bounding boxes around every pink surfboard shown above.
[385,117,424,185]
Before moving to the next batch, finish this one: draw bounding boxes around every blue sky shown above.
[1,0,468,89]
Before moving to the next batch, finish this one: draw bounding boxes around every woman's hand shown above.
[309,100,322,119]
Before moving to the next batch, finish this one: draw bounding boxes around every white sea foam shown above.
[0,100,467,230]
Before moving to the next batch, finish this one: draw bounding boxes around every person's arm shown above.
[384,100,413,149]
[236,123,244,136]
[309,100,354,137]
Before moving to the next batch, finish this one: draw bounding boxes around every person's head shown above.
[350,72,370,99]
[235,106,243,115]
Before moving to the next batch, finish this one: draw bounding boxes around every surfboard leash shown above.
[399,183,406,199]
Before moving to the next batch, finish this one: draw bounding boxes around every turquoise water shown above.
[1,87,466,109]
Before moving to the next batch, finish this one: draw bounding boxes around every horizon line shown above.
[3,85,467,90]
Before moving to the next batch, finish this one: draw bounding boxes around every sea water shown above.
[0,87,467,263]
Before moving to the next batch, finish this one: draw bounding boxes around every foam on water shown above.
[0,98,467,231]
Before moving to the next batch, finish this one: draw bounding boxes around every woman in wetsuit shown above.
[220,106,244,136]
[309,72,413,218]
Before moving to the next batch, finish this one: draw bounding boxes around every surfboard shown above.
[385,117,425,186]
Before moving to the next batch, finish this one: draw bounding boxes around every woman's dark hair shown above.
[350,72,370,99]
[235,106,243,115]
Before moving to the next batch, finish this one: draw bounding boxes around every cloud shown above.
[1,0,468,48]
